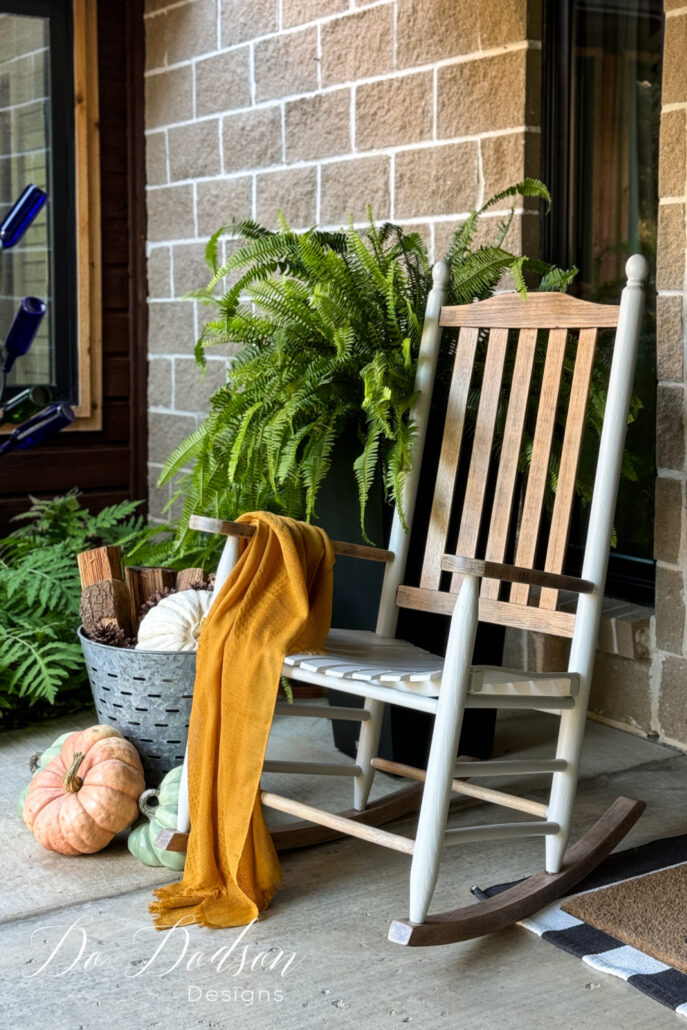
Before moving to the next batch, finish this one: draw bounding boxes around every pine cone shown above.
[183,577,213,592]
[88,620,136,649]
[138,586,176,621]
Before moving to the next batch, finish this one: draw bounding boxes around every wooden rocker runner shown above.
[157,255,649,946]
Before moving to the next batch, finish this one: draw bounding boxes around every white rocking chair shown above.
[158,255,649,946]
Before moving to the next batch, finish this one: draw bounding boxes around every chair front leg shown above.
[176,742,191,833]
[409,575,479,924]
[354,698,385,810]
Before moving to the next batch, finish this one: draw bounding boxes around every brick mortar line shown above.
[664,5,687,15]
[0,96,50,115]
[659,196,687,205]
[147,109,540,142]
[662,102,687,113]
[145,126,540,179]
[146,209,536,252]
[0,45,48,66]
[150,405,209,417]
[144,37,540,85]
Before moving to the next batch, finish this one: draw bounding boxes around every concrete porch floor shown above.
[3,705,686,1029]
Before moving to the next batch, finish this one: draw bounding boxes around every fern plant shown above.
[0,491,163,725]
[160,180,575,545]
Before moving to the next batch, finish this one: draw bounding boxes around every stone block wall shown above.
[143,0,542,517]
[650,1,687,747]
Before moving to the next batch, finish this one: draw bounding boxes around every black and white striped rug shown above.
[474,834,687,1018]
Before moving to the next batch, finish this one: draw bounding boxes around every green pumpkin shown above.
[127,765,186,870]
[18,731,73,819]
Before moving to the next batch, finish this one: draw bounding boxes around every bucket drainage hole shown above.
[148,694,161,698]
[166,739,181,745]
[165,708,180,714]
[120,690,132,696]
[154,723,169,728]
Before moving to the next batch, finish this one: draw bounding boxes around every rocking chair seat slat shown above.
[282,628,578,699]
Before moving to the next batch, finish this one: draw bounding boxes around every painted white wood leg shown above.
[176,743,191,833]
[212,535,241,600]
[545,689,588,872]
[408,575,479,925]
[176,535,241,834]
[353,698,385,811]
[545,257,649,873]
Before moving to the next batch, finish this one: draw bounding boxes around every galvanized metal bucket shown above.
[78,627,195,786]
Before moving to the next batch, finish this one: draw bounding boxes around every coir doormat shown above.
[473,834,687,1018]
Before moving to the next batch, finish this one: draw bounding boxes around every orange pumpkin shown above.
[23,724,145,855]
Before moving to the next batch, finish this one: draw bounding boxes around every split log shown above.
[80,580,133,638]
[77,546,123,588]
[175,567,209,591]
[125,566,177,629]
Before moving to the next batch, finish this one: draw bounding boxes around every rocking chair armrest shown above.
[440,554,594,595]
[189,515,395,564]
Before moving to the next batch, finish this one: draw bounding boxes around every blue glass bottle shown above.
[0,185,47,249]
[1,297,47,374]
[0,401,75,456]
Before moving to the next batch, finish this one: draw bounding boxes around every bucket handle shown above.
[138,788,160,820]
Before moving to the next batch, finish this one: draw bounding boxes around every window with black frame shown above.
[542,0,662,606]
[0,0,78,407]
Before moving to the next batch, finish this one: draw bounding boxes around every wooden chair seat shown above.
[284,627,579,699]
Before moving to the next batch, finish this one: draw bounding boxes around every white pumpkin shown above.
[136,589,214,652]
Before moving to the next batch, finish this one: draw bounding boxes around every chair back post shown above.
[568,254,649,683]
[375,260,450,637]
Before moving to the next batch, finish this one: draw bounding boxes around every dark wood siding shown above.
[0,0,147,530]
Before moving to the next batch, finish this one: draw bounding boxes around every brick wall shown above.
[143,0,542,518]
[651,1,687,747]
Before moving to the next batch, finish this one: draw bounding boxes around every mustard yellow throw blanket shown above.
[149,512,334,930]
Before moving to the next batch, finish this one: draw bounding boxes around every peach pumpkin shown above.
[23,724,145,855]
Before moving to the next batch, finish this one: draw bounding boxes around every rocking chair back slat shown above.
[420,325,479,590]
[450,327,509,591]
[403,287,627,639]
[539,328,598,610]
[509,328,568,605]
[481,328,538,601]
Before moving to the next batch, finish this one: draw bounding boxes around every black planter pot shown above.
[315,420,500,766]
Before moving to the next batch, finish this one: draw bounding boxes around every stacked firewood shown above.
[77,544,211,648]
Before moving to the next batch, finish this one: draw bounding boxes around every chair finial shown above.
[625,254,649,286]
[432,260,450,288]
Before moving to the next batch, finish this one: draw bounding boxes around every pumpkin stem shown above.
[63,751,86,793]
